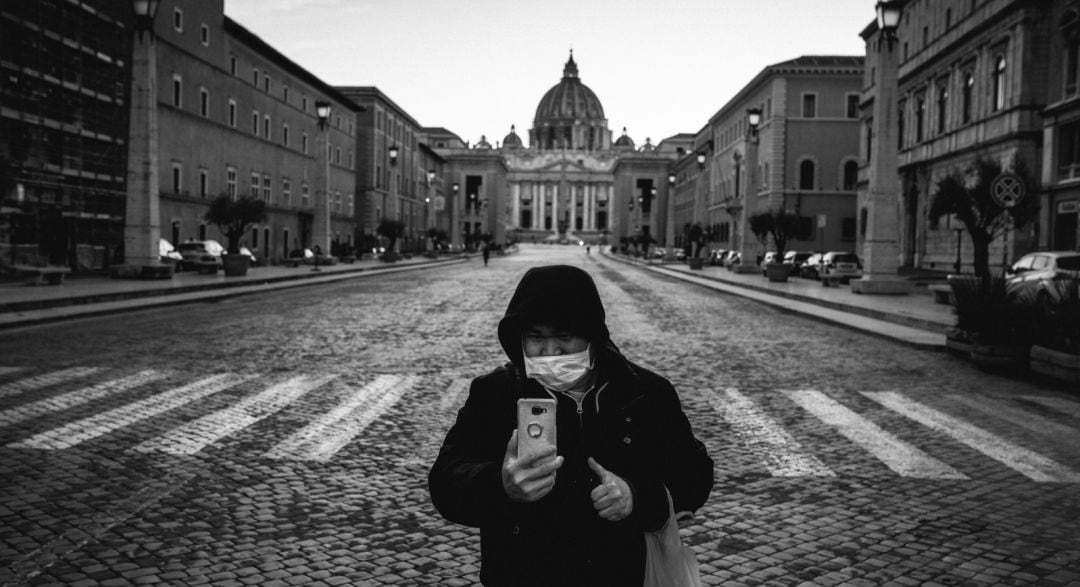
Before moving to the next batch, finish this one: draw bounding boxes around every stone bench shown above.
[928,284,954,305]
[14,264,71,285]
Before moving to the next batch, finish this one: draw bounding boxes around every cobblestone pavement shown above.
[0,245,1078,586]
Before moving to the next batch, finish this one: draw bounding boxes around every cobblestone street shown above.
[1,245,1078,586]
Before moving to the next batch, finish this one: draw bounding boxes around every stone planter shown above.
[945,328,973,358]
[971,341,1028,372]
[688,257,704,270]
[222,253,250,277]
[1030,345,1080,385]
[765,262,791,283]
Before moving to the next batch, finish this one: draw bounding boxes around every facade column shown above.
[733,130,761,273]
[569,183,577,232]
[586,184,594,231]
[124,22,161,268]
[851,22,913,294]
[552,184,559,234]
[512,182,521,230]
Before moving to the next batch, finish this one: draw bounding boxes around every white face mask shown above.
[522,344,593,392]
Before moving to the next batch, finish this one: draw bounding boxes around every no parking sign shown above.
[990,172,1025,209]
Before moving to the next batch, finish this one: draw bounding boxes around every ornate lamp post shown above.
[388,145,399,166]
[733,107,763,273]
[666,173,676,259]
[851,0,912,294]
[451,182,460,248]
[123,0,163,271]
[311,100,332,272]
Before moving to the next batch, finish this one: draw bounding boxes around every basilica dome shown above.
[530,52,611,151]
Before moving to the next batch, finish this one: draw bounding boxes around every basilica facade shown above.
[433,53,683,248]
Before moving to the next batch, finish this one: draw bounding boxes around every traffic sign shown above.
[990,172,1025,208]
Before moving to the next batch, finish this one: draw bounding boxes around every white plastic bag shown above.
[643,488,702,587]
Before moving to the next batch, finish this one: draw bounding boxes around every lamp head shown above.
[668,173,676,186]
[388,145,399,165]
[427,169,436,183]
[132,0,160,33]
[876,0,902,36]
[747,107,762,130]
[315,101,331,130]
[696,153,707,167]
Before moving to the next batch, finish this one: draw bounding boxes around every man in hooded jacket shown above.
[429,264,714,586]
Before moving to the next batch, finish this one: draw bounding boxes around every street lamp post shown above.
[666,173,676,260]
[311,100,332,272]
[123,0,163,272]
[851,0,913,294]
[451,182,460,249]
[733,107,763,273]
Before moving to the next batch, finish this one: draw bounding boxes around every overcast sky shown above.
[225,0,875,147]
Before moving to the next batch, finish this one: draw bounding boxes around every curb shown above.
[0,257,468,331]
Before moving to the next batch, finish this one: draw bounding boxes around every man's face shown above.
[522,323,589,357]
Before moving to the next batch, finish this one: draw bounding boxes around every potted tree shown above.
[376,218,405,262]
[749,209,801,282]
[204,194,267,277]
[946,274,1035,370]
[685,223,706,269]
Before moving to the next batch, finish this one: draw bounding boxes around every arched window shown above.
[799,160,815,190]
[962,72,975,123]
[992,54,1006,111]
[843,161,859,190]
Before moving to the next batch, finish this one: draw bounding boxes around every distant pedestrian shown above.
[482,243,491,266]
[586,245,591,255]
[429,265,712,586]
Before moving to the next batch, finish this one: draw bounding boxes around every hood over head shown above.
[498,265,616,369]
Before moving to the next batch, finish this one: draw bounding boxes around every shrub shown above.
[948,274,1037,346]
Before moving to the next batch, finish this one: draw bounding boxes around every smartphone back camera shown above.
[531,406,547,416]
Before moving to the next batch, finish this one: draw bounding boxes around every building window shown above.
[335,147,341,164]
[252,67,259,86]
[264,74,271,93]
[1060,122,1080,180]
[250,173,260,198]
[262,175,272,203]
[283,86,290,103]
[283,178,291,205]
[228,99,236,127]
[846,94,860,118]
[199,169,208,198]
[1067,35,1080,97]
[799,160,815,190]
[946,8,952,29]
[283,124,290,147]
[302,95,308,112]
[172,74,182,108]
[936,84,948,134]
[264,115,271,141]
[199,87,209,117]
[349,151,354,169]
[992,54,1006,111]
[252,110,259,136]
[200,24,209,46]
[302,132,308,154]
[199,224,207,240]
[802,93,817,118]
[842,217,857,241]
[173,7,183,32]
[962,72,974,123]
[915,96,926,142]
[843,160,859,190]
[301,183,310,207]
[898,101,905,148]
[171,163,182,194]
[226,167,237,199]
[230,56,237,76]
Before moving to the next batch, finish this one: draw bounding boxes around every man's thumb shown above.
[587,457,611,480]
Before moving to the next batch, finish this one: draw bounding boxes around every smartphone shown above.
[517,398,557,457]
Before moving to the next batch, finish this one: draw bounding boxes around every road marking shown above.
[0,370,167,427]
[710,388,834,477]
[9,374,244,450]
[135,374,335,456]
[0,367,102,398]
[1021,396,1080,420]
[0,367,23,377]
[265,374,416,462]
[783,389,966,480]
[439,378,471,412]
[949,394,1080,440]
[863,391,1080,483]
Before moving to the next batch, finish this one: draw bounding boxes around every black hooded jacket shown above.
[428,265,713,586]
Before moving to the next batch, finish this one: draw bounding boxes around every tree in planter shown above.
[928,155,1038,278]
[426,227,449,251]
[684,223,706,258]
[376,218,405,260]
[203,194,267,254]
[748,209,802,264]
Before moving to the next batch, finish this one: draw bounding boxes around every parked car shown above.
[159,238,183,267]
[800,253,825,279]
[709,249,728,265]
[783,251,813,274]
[177,240,225,271]
[759,251,780,276]
[1006,251,1080,307]
[652,247,666,259]
[674,248,687,261]
[287,248,338,266]
[820,251,863,284]
[723,251,741,268]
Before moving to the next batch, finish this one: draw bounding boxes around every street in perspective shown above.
[1,245,1078,586]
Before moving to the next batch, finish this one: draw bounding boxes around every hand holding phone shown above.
[517,398,556,457]
[502,399,562,503]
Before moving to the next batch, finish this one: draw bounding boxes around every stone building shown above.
[1043,1,1080,252]
[154,0,361,263]
[862,0,1057,274]
[0,1,132,271]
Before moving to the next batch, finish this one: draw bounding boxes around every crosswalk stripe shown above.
[863,391,1080,483]
[439,378,471,412]
[0,370,167,427]
[710,388,834,478]
[1021,396,1080,420]
[135,374,335,456]
[265,374,417,462]
[0,367,23,377]
[9,374,244,450]
[783,389,966,479]
[0,367,102,398]
[949,395,1080,440]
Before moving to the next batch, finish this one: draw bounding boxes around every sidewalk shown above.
[604,252,954,351]
[0,255,468,330]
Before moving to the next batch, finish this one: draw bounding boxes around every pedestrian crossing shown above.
[1,366,1079,483]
